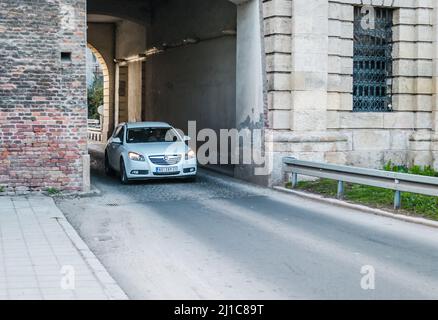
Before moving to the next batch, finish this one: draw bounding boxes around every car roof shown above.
[124,122,172,129]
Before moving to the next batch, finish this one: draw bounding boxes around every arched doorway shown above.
[87,43,111,143]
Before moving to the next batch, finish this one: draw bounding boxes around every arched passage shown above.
[87,43,111,142]
[86,0,266,183]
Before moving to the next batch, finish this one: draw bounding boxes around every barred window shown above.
[353,7,393,112]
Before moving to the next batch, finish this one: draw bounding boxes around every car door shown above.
[106,125,119,165]
[108,125,124,168]
[112,125,126,170]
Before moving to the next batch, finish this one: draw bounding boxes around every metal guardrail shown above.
[283,157,438,210]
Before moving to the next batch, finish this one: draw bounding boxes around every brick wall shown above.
[0,0,87,193]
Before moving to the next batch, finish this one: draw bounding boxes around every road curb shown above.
[0,187,101,198]
[50,198,129,300]
[56,186,102,199]
[273,186,438,229]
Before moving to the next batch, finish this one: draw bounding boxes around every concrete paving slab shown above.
[0,196,128,300]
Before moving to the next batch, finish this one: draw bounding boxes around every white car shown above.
[104,122,197,184]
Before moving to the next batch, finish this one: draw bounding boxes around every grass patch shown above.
[286,162,438,221]
[46,187,61,196]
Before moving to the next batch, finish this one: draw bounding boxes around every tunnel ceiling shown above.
[87,0,238,25]
[87,0,154,24]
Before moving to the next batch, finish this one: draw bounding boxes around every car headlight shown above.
[185,149,196,160]
[128,152,145,162]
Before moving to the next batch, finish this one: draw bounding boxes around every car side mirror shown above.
[184,136,191,142]
[112,137,122,144]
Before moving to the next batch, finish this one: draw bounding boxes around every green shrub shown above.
[46,187,60,196]
[88,77,103,120]
[383,161,438,177]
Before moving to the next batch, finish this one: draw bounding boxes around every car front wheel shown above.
[104,153,114,176]
[120,158,130,185]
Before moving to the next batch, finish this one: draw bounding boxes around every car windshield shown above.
[126,127,181,144]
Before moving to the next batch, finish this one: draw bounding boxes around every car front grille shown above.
[149,155,182,166]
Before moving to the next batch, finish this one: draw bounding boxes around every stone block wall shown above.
[263,0,293,129]
[263,0,438,185]
[326,0,435,168]
[0,0,88,193]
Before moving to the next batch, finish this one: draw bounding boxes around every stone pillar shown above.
[264,0,293,130]
[234,0,267,185]
[432,0,438,169]
[409,0,434,167]
[290,0,328,131]
[114,63,120,126]
[128,60,142,122]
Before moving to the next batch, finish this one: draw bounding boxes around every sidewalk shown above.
[0,196,128,300]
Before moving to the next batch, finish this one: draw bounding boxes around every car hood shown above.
[126,142,189,156]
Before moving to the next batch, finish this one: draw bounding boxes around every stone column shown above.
[264,0,293,130]
[402,1,433,167]
[114,63,120,126]
[234,0,267,185]
[432,0,438,169]
[128,60,143,122]
[290,0,328,131]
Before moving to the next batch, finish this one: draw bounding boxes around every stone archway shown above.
[87,43,111,142]
[86,0,267,183]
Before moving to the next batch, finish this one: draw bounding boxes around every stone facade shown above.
[0,0,87,193]
[263,0,438,185]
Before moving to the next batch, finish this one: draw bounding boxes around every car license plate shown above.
[156,166,178,173]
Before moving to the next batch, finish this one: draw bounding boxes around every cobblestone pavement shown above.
[0,196,127,300]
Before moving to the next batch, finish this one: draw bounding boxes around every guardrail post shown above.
[394,191,401,210]
[337,181,344,199]
[291,172,298,188]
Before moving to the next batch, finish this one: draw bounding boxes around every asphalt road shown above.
[56,149,438,299]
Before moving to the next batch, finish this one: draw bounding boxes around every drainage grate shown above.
[106,203,119,207]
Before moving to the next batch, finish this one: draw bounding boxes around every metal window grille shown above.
[353,7,393,112]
